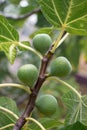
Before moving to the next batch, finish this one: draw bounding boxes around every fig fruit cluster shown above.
[17,33,72,117]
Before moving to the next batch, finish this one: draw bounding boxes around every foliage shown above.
[63,91,87,126]
[38,0,87,35]
[28,118,62,130]
[0,97,19,130]
[59,122,87,130]
[0,0,87,130]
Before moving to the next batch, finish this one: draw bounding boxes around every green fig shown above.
[36,94,58,116]
[17,64,38,87]
[33,34,52,55]
[50,56,72,77]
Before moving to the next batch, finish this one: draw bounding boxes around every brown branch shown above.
[13,32,66,130]
[0,8,41,20]
[13,45,54,130]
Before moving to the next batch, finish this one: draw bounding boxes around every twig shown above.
[0,106,19,120]
[0,8,41,20]
[13,45,54,130]
[0,83,30,94]
[0,124,14,130]
[47,76,81,99]
[19,42,43,59]
[57,32,69,48]
[13,31,66,130]
[26,117,46,130]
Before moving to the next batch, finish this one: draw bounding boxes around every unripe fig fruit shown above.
[33,34,52,55]
[17,64,38,87]
[50,56,72,77]
[36,94,58,116]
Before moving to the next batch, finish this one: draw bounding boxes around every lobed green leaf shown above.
[63,91,87,126]
[0,15,19,63]
[0,97,19,130]
[37,0,87,35]
[60,121,87,130]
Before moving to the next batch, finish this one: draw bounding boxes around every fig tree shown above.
[33,34,52,55]
[36,94,58,116]
[50,56,72,77]
[17,64,38,87]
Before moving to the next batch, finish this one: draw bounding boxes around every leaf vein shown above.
[41,1,55,13]
[0,20,16,41]
[52,0,63,25]
[66,26,87,31]
[64,0,73,24]
[71,1,87,8]
[67,14,87,25]
[0,35,13,42]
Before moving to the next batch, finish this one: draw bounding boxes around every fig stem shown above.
[13,32,65,130]
[47,76,81,99]
[26,117,46,130]
[0,124,15,130]
[13,47,54,130]
[0,106,19,119]
[19,42,43,59]
[0,83,30,94]
[57,32,69,48]
[51,28,65,53]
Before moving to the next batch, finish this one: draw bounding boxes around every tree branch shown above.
[13,45,54,130]
[0,8,41,20]
[13,32,66,130]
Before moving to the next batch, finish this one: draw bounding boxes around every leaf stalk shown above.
[26,117,46,130]
[51,28,65,53]
[0,83,30,94]
[0,106,19,120]
[47,76,81,99]
[0,124,14,130]
[19,42,43,59]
